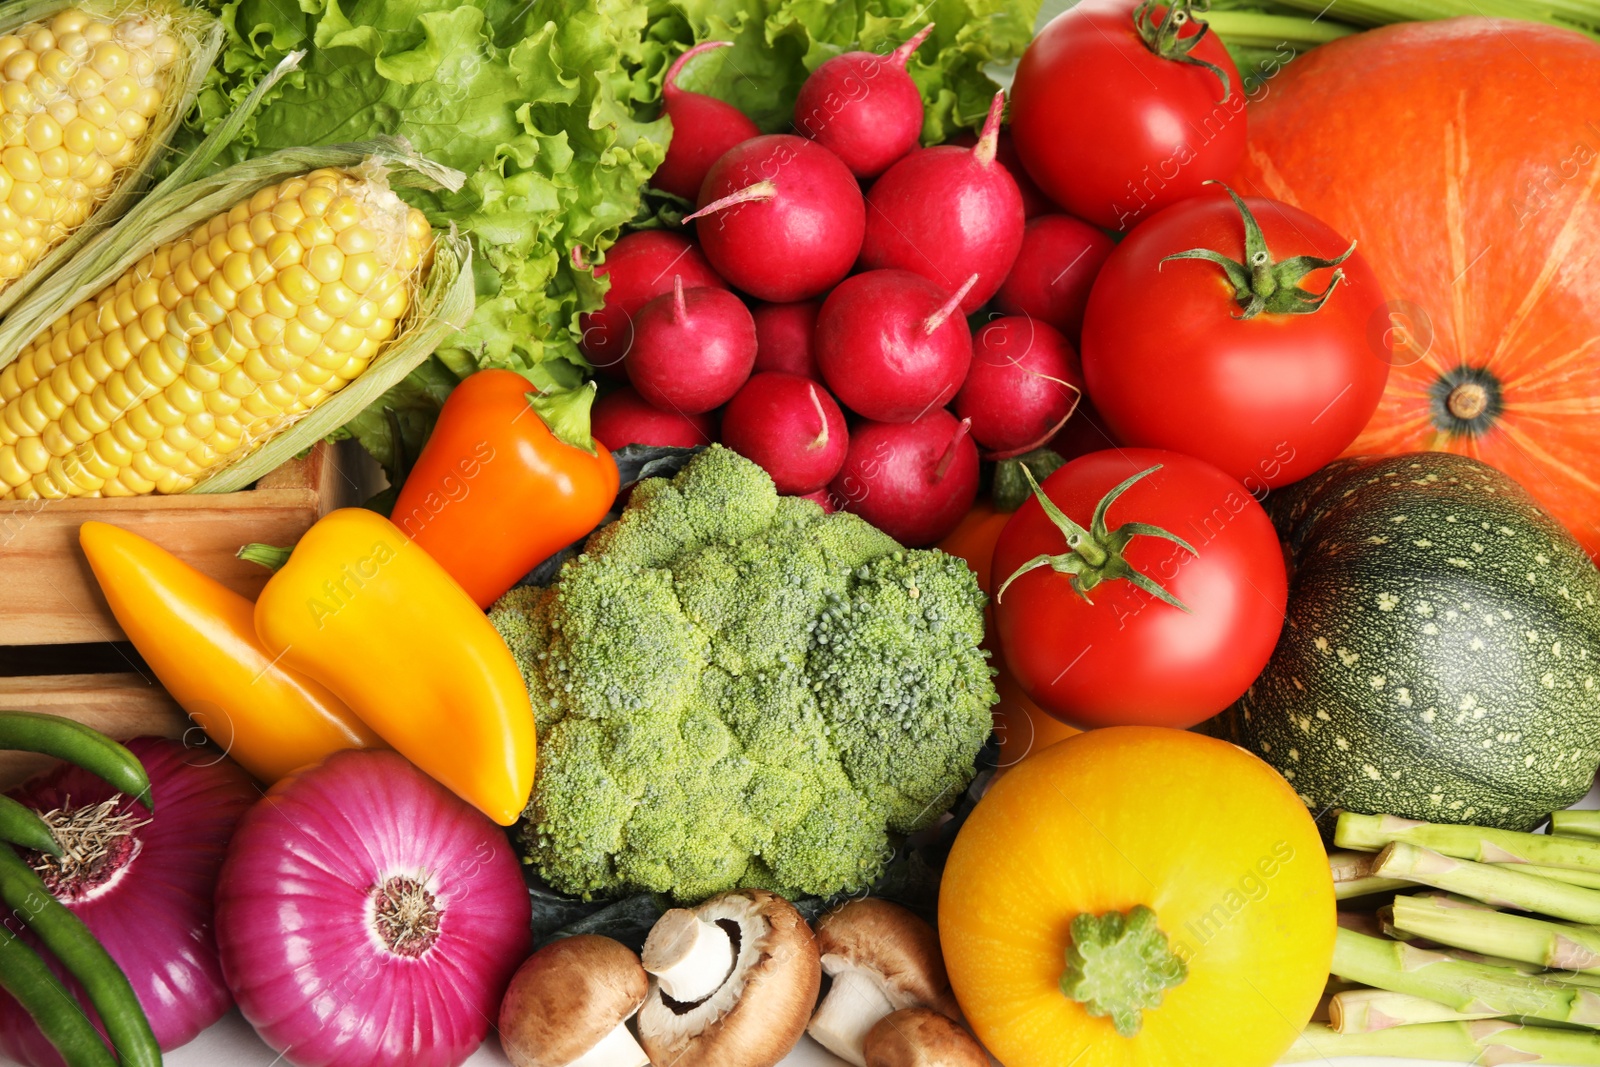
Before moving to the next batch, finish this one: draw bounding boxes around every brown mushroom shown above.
[863,1008,988,1067]
[498,935,650,1067]
[807,898,958,1067]
[636,888,820,1067]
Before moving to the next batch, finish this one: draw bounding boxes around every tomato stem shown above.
[1132,0,1232,103]
[1059,905,1187,1037]
[1160,181,1356,320]
[994,464,1197,612]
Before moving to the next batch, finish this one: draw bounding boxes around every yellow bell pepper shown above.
[248,508,536,825]
[78,521,382,783]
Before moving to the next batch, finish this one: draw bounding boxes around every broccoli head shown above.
[491,445,996,902]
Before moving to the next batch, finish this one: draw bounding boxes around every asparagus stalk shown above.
[1330,850,1411,900]
[1389,894,1600,974]
[1204,10,1359,50]
[1374,842,1600,925]
[1338,813,1600,872]
[1553,812,1600,841]
[1282,1020,1600,1063]
[1330,988,1505,1032]
[1331,929,1600,1027]
[1509,863,1600,891]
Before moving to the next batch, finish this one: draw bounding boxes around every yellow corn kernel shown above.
[0,167,429,498]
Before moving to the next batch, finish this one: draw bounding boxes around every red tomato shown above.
[1081,186,1390,493]
[992,449,1285,729]
[1010,0,1246,231]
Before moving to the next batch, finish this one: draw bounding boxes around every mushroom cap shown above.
[864,1008,988,1067]
[815,898,955,1013]
[500,934,649,1067]
[637,888,821,1067]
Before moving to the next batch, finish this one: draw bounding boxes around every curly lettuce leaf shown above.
[180,0,1036,480]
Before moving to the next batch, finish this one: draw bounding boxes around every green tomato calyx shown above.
[1060,904,1188,1038]
[994,464,1196,612]
[1133,0,1231,103]
[1162,181,1357,320]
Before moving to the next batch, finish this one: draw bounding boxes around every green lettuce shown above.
[180,0,1037,476]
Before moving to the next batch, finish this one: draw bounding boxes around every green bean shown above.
[0,713,152,811]
[0,794,60,856]
[0,846,159,1067]
[0,924,116,1067]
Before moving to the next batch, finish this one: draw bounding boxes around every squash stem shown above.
[1058,905,1186,1037]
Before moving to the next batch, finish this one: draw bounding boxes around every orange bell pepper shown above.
[78,521,381,782]
[390,371,620,609]
[247,508,536,825]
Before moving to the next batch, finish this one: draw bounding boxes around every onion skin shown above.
[216,749,532,1067]
[0,738,258,1067]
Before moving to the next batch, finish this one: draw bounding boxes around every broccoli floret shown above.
[494,446,996,902]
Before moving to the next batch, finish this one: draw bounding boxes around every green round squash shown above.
[1216,453,1600,831]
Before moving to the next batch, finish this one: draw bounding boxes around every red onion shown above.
[216,749,531,1067]
[0,737,258,1066]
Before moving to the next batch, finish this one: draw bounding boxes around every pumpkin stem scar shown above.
[1059,904,1188,1037]
[1160,182,1356,320]
[993,465,1197,613]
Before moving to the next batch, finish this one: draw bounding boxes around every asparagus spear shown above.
[1373,842,1600,925]
[1508,863,1600,891]
[1283,1020,1600,1063]
[1338,812,1600,871]
[1330,988,1505,1032]
[1330,850,1411,900]
[1388,894,1600,974]
[1331,929,1600,1027]
[1553,812,1600,841]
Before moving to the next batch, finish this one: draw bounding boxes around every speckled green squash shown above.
[1213,453,1600,831]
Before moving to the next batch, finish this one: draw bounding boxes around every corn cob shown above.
[0,5,181,293]
[0,167,432,497]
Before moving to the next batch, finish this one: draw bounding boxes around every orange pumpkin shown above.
[1235,19,1600,557]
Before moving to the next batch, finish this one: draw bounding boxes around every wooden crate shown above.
[0,441,360,646]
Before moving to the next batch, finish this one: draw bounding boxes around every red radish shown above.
[592,385,717,449]
[628,276,756,414]
[955,316,1083,456]
[721,372,848,494]
[653,41,762,201]
[798,487,838,513]
[951,127,1054,218]
[860,92,1025,312]
[752,299,823,380]
[830,410,978,546]
[577,232,725,377]
[993,214,1116,343]
[816,269,977,422]
[793,24,934,179]
[687,134,866,301]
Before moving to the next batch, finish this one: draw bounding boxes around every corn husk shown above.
[0,136,473,495]
[0,0,223,319]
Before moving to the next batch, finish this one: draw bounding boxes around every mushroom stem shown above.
[570,1021,650,1067]
[642,909,735,1004]
[808,968,895,1067]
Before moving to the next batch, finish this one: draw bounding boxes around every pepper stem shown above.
[526,381,600,456]
[994,465,1197,611]
[1060,905,1187,1038]
[1132,0,1232,103]
[1161,181,1355,320]
[238,543,293,571]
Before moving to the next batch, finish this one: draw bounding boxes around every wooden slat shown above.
[0,442,359,645]
[0,672,186,788]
